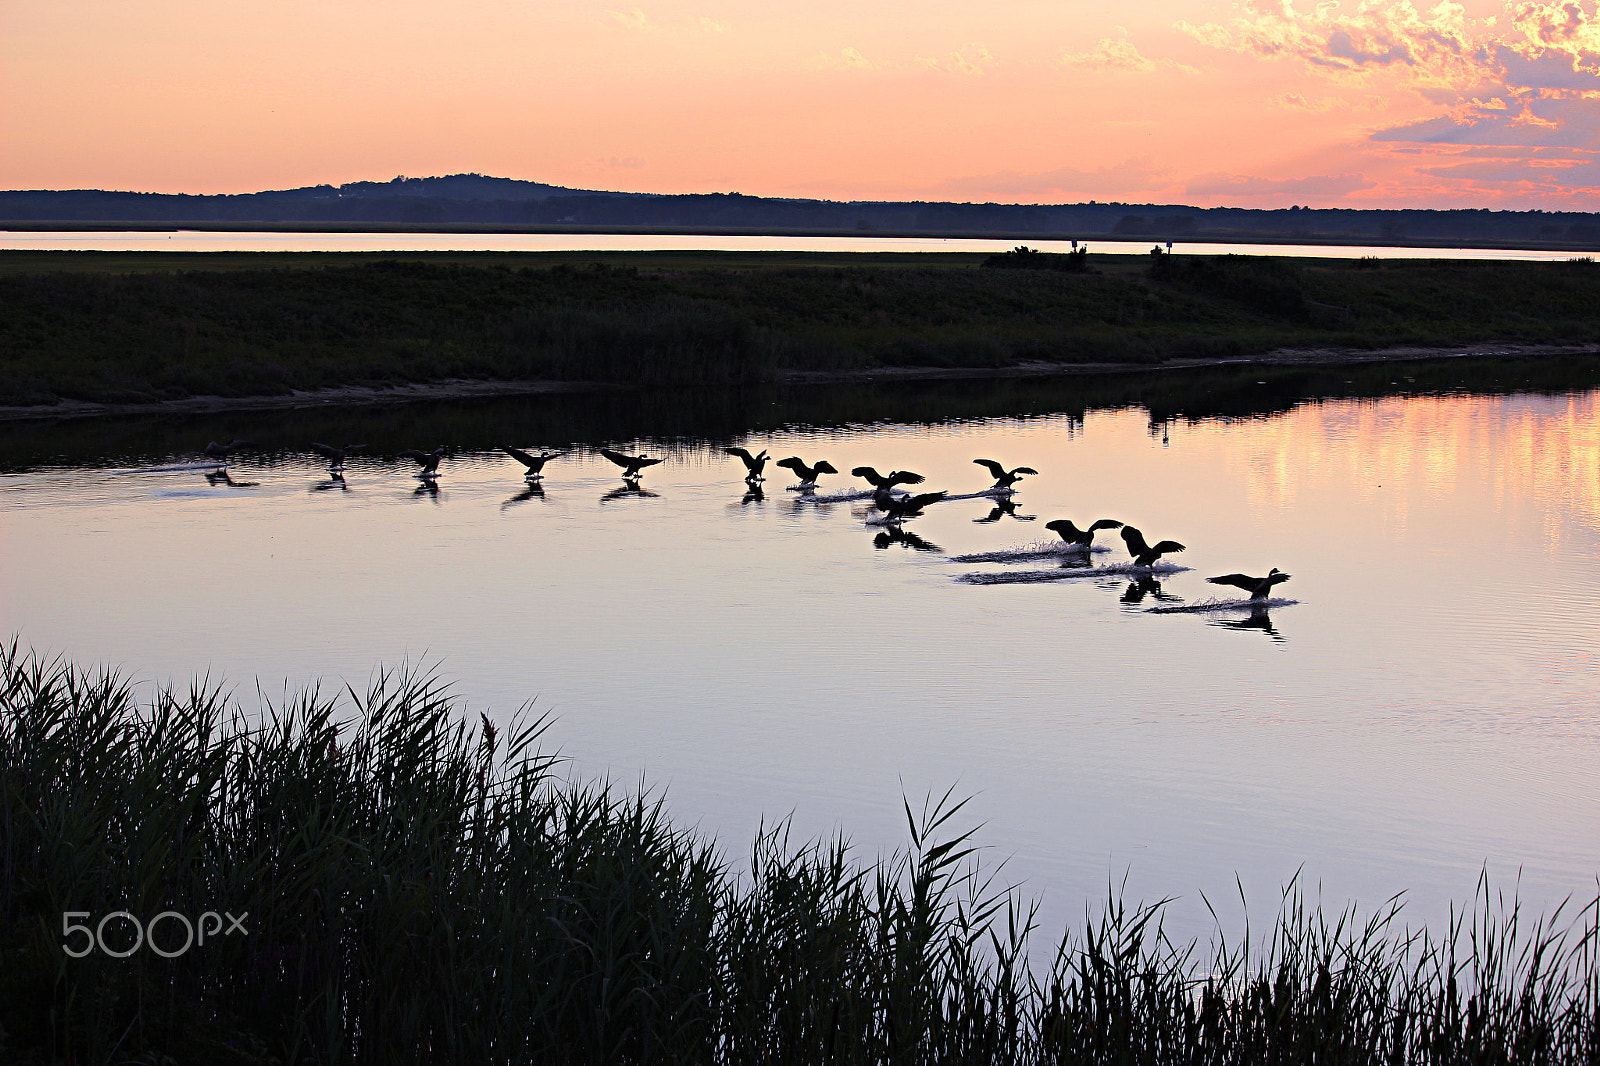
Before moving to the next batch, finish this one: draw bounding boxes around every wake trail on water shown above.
[956,562,1192,584]
[109,462,231,475]
[1145,597,1300,613]
[948,540,1111,563]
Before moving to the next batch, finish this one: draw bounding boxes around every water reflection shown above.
[1209,606,1286,641]
[501,483,547,509]
[600,482,660,503]
[311,474,350,493]
[205,469,259,488]
[974,496,1037,524]
[873,526,943,553]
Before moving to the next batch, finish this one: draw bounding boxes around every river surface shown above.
[2,229,1595,261]
[3,362,1598,945]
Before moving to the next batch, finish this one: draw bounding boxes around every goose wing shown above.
[1207,573,1260,591]
[886,470,925,487]
[1012,466,1039,476]
[309,442,341,461]
[397,449,435,465]
[775,456,804,473]
[600,448,634,469]
[635,456,665,469]
[973,459,1006,479]
[906,491,948,511]
[1088,519,1124,532]
[725,447,756,466]
[501,446,539,468]
[1120,526,1150,554]
[1151,541,1187,555]
[851,466,884,485]
[813,461,838,475]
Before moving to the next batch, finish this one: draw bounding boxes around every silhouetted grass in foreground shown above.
[2,644,1597,1064]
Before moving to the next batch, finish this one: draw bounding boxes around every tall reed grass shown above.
[3,643,1596,1064]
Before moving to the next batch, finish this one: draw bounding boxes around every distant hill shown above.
[3,173,1598,249]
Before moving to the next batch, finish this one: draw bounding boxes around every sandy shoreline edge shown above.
[2,342,1596,424]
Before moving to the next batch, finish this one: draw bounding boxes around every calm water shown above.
[2,229,1595,261]
[3,366,1598,943]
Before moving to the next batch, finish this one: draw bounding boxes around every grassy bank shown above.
[2,251,1600,408]
[3,645,1597,1065]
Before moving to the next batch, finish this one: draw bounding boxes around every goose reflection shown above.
[974,496,1036,524]
[412,480,440,500]
[1209,606,1285,641]
[601,482,660,503]
[501,482,547,510]
[1120,575,1181,605]
[311,473,350,493]
[204,469,259,488]
[872,526,942,553]
[738,483,766,505]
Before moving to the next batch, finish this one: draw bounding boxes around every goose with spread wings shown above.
[1206,568,1291,600]
[875,489,947,521]
[501,447,565,479]
[309,442,366,470]
[851,466,925,490]
[204,440,253,464]
[1120,525,1187,567]
[725,447,770,481]
[972,459,1038,489]
[1045,518,1123,549]
[399,447,448,477]
[601,448,665,480]
[775,457,838,487]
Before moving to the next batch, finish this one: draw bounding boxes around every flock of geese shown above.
[202,439,1293,613]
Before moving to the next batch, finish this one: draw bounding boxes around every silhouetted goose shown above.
[601,448,664,479]
[1045,518,1124,548]
[973,459,1039,489]
[851,466,925,490]
[725,447,769,481]
[1206,569,1291,600]
[876,490,947,521]
[776,457,838,486]
[399,447,448,477]
[204,440,252,463]
[309,442,366,470]
[1120,525,1187,567]
[501,446,565,478]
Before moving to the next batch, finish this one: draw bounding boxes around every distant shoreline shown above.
[3,342,1594,424]
[4,219,1600,253]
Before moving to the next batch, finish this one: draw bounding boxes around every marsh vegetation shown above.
[3,251,1599,407]
[3,646,1597,1065]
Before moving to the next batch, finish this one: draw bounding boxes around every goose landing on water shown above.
[501,447,565,479]
[972,459,1038,490]
[725,447,769,481]
[851,466,925,490]
[1207,568,1291,600]
[204,440,252,466]
[775,457,837,487]
[399,448,448,478]
[1120,525,1187,567]
[309,442,366,471]
[874,489,947,522]
[1045,518,1123,549]
[600,449,664,480]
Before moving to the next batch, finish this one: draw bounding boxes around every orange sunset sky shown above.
[4,0,1598,209]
